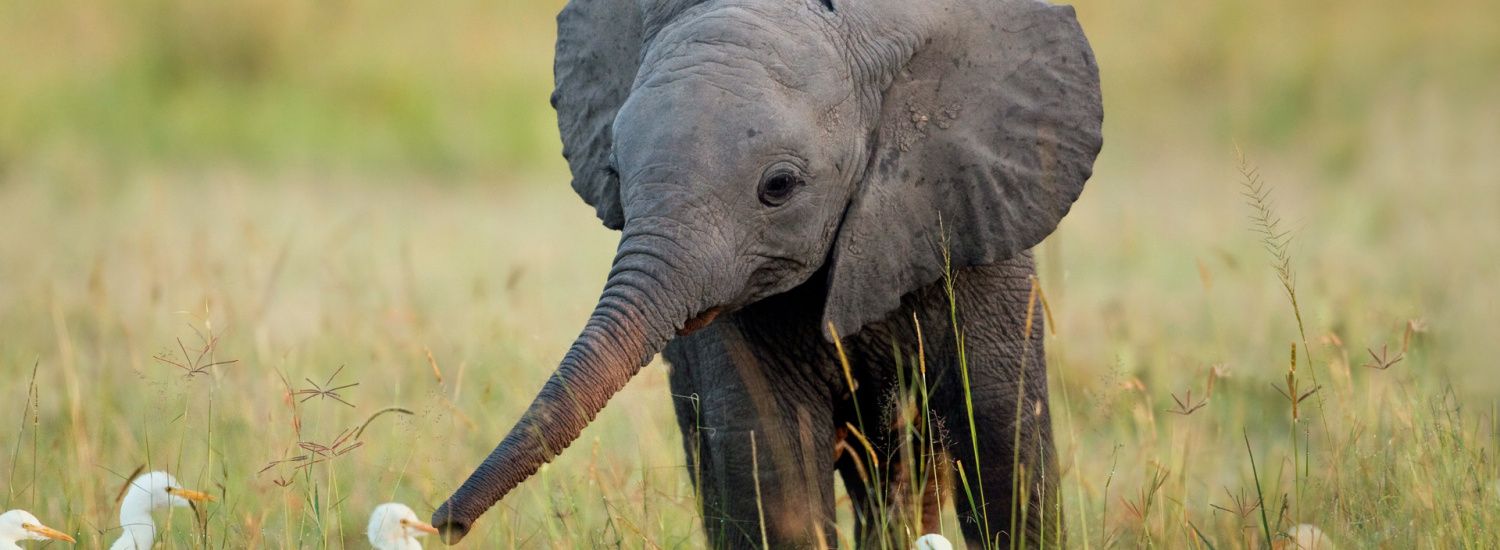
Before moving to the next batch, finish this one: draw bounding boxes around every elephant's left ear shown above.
[553,0,647,230]
[823,0,1103,339]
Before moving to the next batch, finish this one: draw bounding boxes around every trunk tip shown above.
[431,504,471,545]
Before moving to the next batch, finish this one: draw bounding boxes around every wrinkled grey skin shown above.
[433,0,1101,547]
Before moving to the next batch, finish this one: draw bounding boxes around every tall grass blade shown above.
[1244,432,1274,550]
[752,431,769,550]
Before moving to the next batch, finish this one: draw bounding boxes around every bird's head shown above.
[368,503,439,549]
[0,510,75,544]
[124,471,216,510]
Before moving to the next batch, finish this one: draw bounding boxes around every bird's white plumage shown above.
[913,533,954,550]
[1283,524,1335,550]
[0,510,73,549]
[367,503,437,550]
[110,471,212,550]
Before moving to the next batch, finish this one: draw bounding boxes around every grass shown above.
[1,132,1496,548]
[2,0,1499,548]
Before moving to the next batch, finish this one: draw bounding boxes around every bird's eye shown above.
[758,170,803,207]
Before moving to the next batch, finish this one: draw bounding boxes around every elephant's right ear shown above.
[555,0,704,229]
[553,0,647,230]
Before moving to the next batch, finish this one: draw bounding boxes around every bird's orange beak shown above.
[23,523,76,543]
[166,487,217,502]
[401,518,441,535]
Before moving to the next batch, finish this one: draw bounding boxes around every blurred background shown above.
[2,0,1498,547]
[2,0,1496,181]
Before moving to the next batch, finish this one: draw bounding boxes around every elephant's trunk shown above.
[432,229,715,543]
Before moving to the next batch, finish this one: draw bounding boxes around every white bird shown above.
[0,510,74,549]
[1279,524,1335,550]
[913,533,954,550]
[110,471,215,550]
[367,503,439,550]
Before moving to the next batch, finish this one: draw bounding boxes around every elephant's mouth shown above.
[677,306,723,336]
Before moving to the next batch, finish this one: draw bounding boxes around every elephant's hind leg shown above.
[930,260,1063,548]
[834,431,873,545]
[857,411,949,548]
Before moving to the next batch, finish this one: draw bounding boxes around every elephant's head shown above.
[432,0,1101,542]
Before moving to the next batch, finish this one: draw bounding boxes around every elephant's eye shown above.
[758,171,803,207]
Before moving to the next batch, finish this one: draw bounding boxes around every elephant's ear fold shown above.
[823,0,1103,339]
[553,0,647,230]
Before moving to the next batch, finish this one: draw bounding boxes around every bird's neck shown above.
[0,539,22,550]
[114,493,158,550]
[110,522,156,550]
[120,495,159,528]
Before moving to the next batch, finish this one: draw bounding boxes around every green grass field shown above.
[2,0,1498,548]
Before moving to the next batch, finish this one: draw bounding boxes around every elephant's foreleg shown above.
[665,326,840,550]
[702,396,839,549]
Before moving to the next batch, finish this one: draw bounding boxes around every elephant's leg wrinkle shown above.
[666,343,707,493]
[667,339,761,548]
[940,386,1060,549]
[695,420,839,549]
[667,320,840,550]
[930,301,1062,548]
[925,259,1062,549]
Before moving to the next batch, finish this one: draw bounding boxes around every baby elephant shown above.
[433,0,1102,548]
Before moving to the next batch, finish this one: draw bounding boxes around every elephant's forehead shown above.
[637,5,845,96]
[614,83,816,166]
